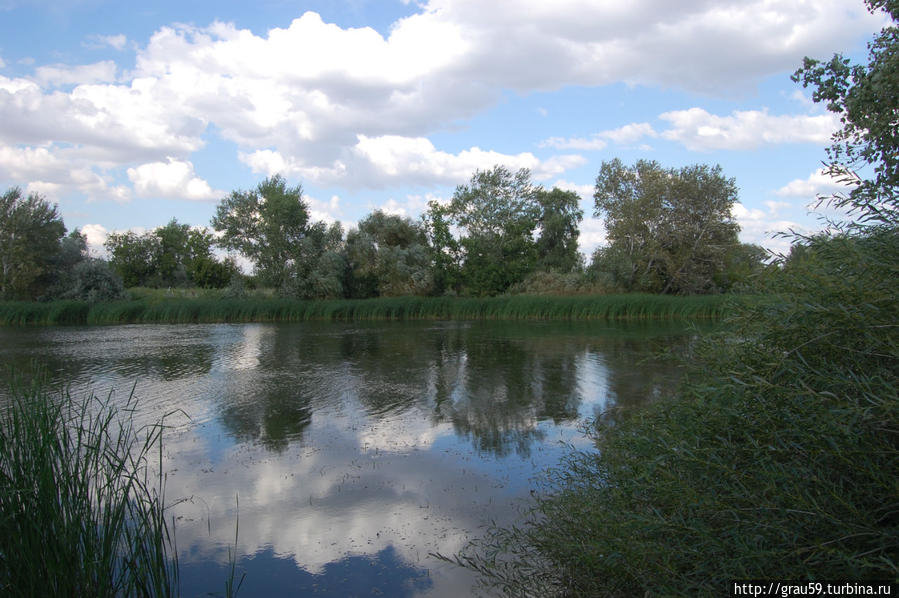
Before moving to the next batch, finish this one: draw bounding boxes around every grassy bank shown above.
[0,379,179,597]
[447,229,899,595]
[0,293,737,326]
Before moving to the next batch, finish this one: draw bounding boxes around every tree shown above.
[212,175,322,295]
[0,187,66,300]
[105,230,160,288]
[535,188,583,273]
[792,0,898,224]
[286,220,347,299]
[47,229,89,297]
[422,200,462,295]
[65,259,126,302]
[447,166,541,296]
[345,210,433,298]
[592,159,743,294]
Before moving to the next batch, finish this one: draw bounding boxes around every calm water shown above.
[0,320,698,597]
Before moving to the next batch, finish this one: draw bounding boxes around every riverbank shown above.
[0,293,740,326]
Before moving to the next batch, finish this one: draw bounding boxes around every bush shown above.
[63,258,127,303]
[448,226,899,596]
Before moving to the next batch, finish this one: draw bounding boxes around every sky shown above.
[0,0,887,259]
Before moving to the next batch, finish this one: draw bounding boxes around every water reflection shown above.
[0,320,700,597]
[180,546,432,598]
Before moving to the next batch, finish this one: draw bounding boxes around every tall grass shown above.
[444,228,899,596]
[0,379,179,597]
[0,293,734,326]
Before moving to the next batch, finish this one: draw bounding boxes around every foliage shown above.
[345,210,433,297]
[284,221,347,300]
[105,230,160,288]
[534,188,583,273]
[106,220,233,289]
[421,200,463,295]
[592,159,744,294]
[792,0,899,224]
[212,175,344,298]
[47,229,89,297]
[0,378,179,597]
[0,187,67,300]
[447,166,541,296]
[449,3,899,594]
[63,258,128,303]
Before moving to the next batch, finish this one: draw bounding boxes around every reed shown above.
[0,293,735,326]
[444,228,899,596]
[0,378,179,597]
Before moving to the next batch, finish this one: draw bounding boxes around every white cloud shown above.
[550,179,593,201]
[241,136,584,188]
[80,223,109,255]
[732,202,800,254]
[33,61,118,87]
[541,122,657,151]
[0,0,885,203]
[659,108,838,151]
[599,122,658,144]
[0,145,132,203]
[127,158,221,201]
[305,193,342,224]
[84,34,128,50]
[775,168,853,198]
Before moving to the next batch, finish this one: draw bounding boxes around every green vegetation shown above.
[445,1,899,594]
[0,379,179,597]
[0,293,733,326]
[105,218,237,290]
[590,159,762,294]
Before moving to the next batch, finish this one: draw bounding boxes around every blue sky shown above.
[0,0,886,257]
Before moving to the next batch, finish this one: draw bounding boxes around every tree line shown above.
[1,159,767,302]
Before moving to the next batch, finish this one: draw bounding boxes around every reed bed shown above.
[0,293,734,326]
[0,379,179,597]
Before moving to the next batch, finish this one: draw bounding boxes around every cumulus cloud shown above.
[0,0,885,202]
[542,122,657,151]
[0,145,131,202]
[33,61,118,87]
[241,135,585,188]
[80,223,109,255]
[732,202,801,254]
[775,168,854,199]
[659,108,839,151]
[127,158,221,201]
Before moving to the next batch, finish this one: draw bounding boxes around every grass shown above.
[444,228,899,596]
[0,293,737,326]
[0,378,180,597]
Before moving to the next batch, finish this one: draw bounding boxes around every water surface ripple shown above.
[0,320,697,597]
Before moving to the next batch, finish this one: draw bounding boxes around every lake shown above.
[0,320,698,597]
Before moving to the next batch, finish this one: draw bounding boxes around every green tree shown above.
[105,230,160,288]
[421,200,462,295]
[535,187,583,273]
[47,229,89,297]
[448,166,540,296]
[592,159,742,294]
[792,0,898,224]
[0,187,67,300]
[345,210,433,297]
[212,175,324,295]
[286,220,347,299]
[65,258,127,302]
[452,3,899,592]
